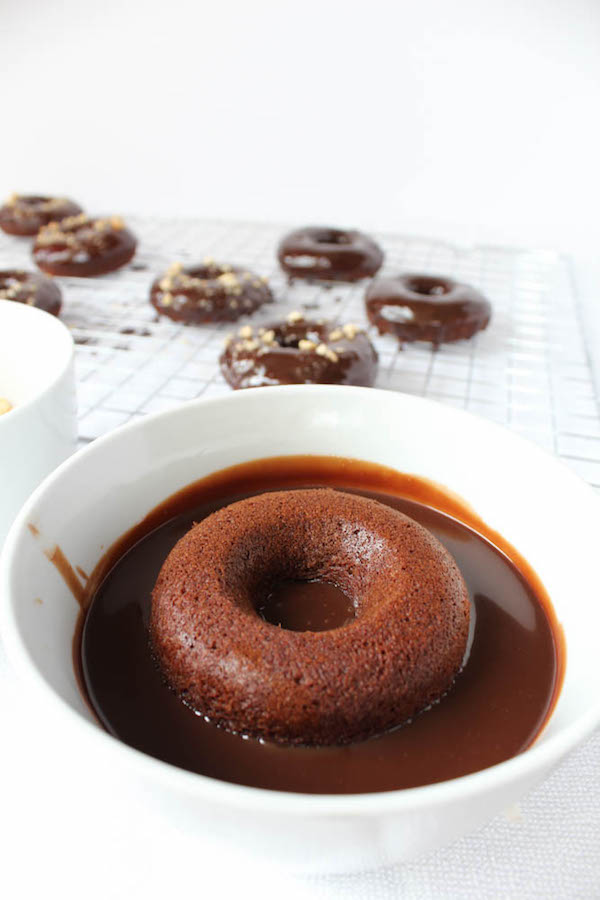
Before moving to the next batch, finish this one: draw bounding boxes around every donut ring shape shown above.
[150,260,272,324]
[0,270,62,316]
[366,273,491,348]
[278,226,384,282]
[220,314,378,389]
[33,214,137,277]
[150,488,470,746]
[0,194,83,236]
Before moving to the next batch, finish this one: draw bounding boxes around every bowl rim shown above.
[0,298,74,428]
[2,384,600,817]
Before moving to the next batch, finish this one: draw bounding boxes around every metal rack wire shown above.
[2,216,599,491]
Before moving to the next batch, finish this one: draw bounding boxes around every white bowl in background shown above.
[0,299,76,544]
[1,385,599,874]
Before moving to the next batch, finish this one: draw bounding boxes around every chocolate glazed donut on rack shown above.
[0,270,62,316]
[220,310,378,389]
[0,193,83,236]
[150,259,272,323]
[277,226,384,282]
[33,214,137,277]
[366,274,492,348]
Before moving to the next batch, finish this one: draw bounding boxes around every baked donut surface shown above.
[366,273,491,347]
[150,488,470,746]
[150,260,272,323]
[220,311,378,389]
[0,269,62,316]
[278,226,384,281]
[33,214,136,276]
[0,193,82,236]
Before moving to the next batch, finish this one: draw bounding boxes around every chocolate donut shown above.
[150,488,470,746]
[278,226,384,281]
[366,274,491,348]
[150,260,272,324]
[33,214,137,277]
[0,270,62,316]
[0,193,83,236]
[220,311,378,389]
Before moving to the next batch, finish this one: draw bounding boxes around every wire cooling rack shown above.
[2,217,599,492]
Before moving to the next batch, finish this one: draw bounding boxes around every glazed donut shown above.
[150,260,272,323]
[33,214,137,277]
[150,488,470,746]
[278,226,384,281]
[366,273,491,348]
[220,310,378,389]
[0,270,62,316]
[0,193,83,236]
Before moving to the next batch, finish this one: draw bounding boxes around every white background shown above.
[2,0,600,253]
[2,2,600,898]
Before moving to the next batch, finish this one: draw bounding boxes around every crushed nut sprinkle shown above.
[298,338,317,351]
[217,272,242,295]
[238,325,253,338]
[261,329,276,344]
[0,398,13,416]
[328,328,343,341]
[36,214,127,247]
[286,310,304,324]
[316,343,339,363]
[342,322,360,339]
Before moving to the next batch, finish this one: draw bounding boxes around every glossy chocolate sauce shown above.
[77,456,563,794]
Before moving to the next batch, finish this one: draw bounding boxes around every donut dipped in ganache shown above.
[150,488,471,746]
[278,226,384,281]
[150,260,272,324]
[220,310,378,389]
[33,214,137,277]
[366,274,491,348]
[0,270,62,316]
[0,193,83,236]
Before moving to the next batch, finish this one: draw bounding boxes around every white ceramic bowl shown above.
[1,386,600,874]
[0,299,76,545]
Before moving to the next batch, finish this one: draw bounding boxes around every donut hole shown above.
[313,229,351,245]
[274,323,327,349]
[406,276,451,297]
[23,196,49,206]
[257,579,356,632]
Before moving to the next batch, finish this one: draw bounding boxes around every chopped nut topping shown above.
[110,216,125,230]
[238,325,253,338]
[0,397,13,416]
[223,334,233,347]
[328,328,343,341]
[286,310,304,324]
[342,322,360,339]
[316,343,339,363]
[241,338,259,351]
[167,261,184,276]
[261,329,276,344]
[161,292,174,306]
[298,339,317,351]
[217,272,242,295]
[6,193,18,206]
